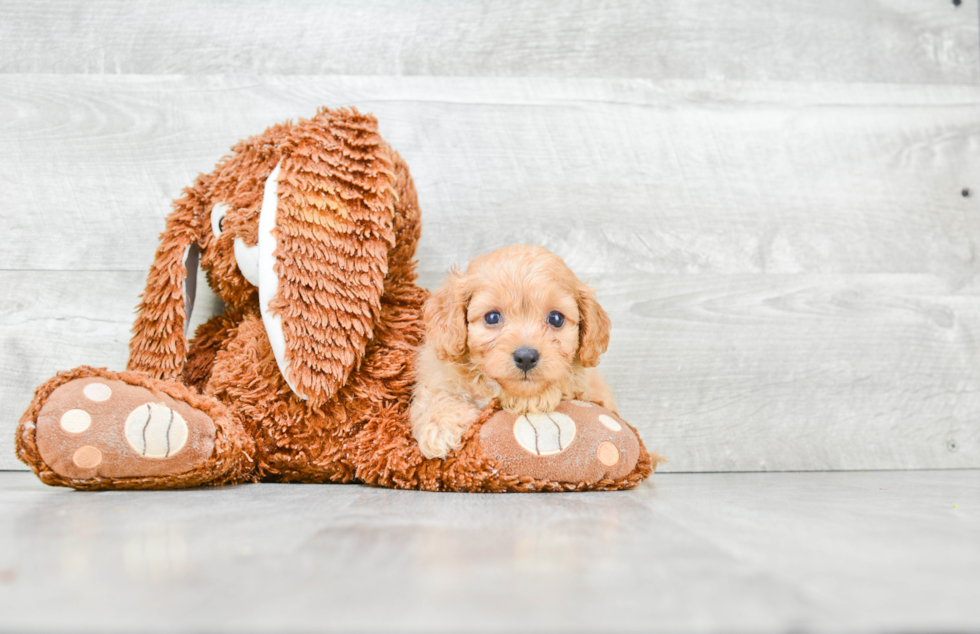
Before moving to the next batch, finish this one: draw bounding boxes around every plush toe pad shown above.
[479,401,640,484]
[35,377,216,480]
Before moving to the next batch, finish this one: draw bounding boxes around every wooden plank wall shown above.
[1,1,978,472]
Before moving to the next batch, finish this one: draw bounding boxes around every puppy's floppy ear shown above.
[576,283,611,367]
[424,266,470,361]
[127,183,206,380]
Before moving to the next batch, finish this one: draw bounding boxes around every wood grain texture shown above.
[2,76,979,277]
[598,274,980,471]
[1,471,979,632]
[0,0,977,83]
[2,75,979,471]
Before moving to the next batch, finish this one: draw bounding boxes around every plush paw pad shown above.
[478,401,640,484]
[124,402,189,458]
[512,412,577,455]
[34,377,216,480]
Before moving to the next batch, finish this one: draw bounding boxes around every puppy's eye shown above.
[548,311,565,328]
[484,311,501,326]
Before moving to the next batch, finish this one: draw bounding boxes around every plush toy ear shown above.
[260,109,396,405]
[576,284,611,368]
[127,190,204,380]
[424,267,470,361]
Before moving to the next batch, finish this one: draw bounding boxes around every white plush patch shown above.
[124,403,188,459]
[513,412,577,456]
[570,400,595,408]
[213,200,262,287]
[233,237,260,286]
[83,382,112,402]
[256,161,306,400]
[598,414,622,432]
[60,409,91,433]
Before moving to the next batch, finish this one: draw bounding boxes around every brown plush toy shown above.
[16,107,658,492]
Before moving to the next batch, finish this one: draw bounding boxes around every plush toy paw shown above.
[31,376,217,481]
[477,400,641,485]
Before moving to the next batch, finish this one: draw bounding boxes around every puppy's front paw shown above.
[416,424,463,460]
[411,394,482,460]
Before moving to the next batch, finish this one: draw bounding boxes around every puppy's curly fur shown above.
[411,244,617,459]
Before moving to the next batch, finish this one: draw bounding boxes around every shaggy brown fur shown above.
[17,107,658,491]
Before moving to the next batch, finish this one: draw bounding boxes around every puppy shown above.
[411,244,616,459]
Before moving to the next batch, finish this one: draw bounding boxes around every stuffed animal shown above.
[16,107,659,492]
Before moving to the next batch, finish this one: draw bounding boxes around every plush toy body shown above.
[16,108,658,492]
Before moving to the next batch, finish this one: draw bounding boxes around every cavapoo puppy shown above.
[411,244,617,459]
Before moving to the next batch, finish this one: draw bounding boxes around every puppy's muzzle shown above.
[513,347,540,373]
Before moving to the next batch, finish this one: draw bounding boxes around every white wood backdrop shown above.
[1,1,979,472]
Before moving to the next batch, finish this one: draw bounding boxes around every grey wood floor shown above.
[0,470,977,633]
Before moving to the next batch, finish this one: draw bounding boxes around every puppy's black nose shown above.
[513,347,540,372]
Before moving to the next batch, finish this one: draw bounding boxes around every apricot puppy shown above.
[411,244,616,459]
